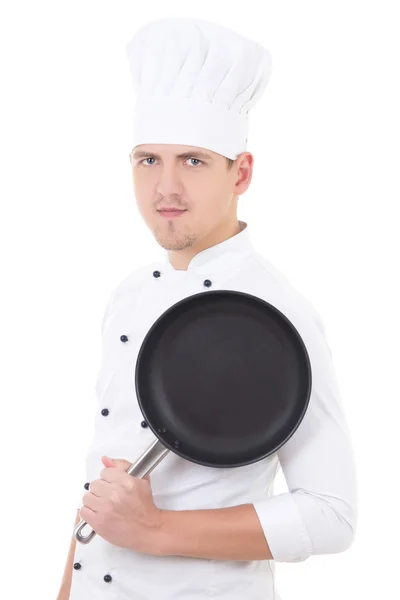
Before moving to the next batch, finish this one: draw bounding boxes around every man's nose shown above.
[156,167,184,197]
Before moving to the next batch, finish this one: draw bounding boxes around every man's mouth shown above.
[158,208,187,218]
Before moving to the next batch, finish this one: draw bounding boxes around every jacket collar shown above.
[161,220,254,273]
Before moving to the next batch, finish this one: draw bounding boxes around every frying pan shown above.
[74,290,312,544]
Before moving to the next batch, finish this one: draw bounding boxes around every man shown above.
[58,17,357,600]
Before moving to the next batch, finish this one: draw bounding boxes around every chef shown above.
[61,17,358,600]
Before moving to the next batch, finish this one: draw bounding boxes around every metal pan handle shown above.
[73,438,170,544]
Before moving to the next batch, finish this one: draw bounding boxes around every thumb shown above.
[102,455,132,471]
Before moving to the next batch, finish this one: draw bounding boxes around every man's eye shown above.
[140,157,203,166]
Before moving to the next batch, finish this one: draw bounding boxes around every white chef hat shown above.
[125,18,272,160]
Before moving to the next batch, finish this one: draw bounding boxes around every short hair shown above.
[226,157,235,170]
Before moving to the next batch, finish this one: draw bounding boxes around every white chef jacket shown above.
[70,220,357,600]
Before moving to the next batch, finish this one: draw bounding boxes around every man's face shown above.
[129,144,250,252]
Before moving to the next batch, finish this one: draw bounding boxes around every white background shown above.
[1,1,398,598]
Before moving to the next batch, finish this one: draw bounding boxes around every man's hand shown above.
[79,455,164,554]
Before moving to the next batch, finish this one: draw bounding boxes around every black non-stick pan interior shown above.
[135,290,312,468]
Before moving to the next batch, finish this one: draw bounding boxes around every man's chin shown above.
[152,229,197,252]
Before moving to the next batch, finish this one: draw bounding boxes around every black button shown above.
[101,408,109,416]
[153,270,161,278]
[120,334,128,342]
[104,574,112,583]
[84,482,90,490]
[73,562,81,570]
[203,279,212,287]
[141,420,148,428]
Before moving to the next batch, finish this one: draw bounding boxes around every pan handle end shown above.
[73,518,97,544]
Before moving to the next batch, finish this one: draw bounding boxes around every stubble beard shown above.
[152,222,198,251]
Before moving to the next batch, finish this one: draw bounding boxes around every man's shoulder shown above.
[246,251,327,338]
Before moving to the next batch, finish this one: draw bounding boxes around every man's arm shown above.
[56,510,80,600]
[157,503,273,560]
[249,309,358,563]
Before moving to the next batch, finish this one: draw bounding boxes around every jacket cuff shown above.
[252,493,313,562]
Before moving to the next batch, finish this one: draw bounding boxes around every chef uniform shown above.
[69,18,358,600]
